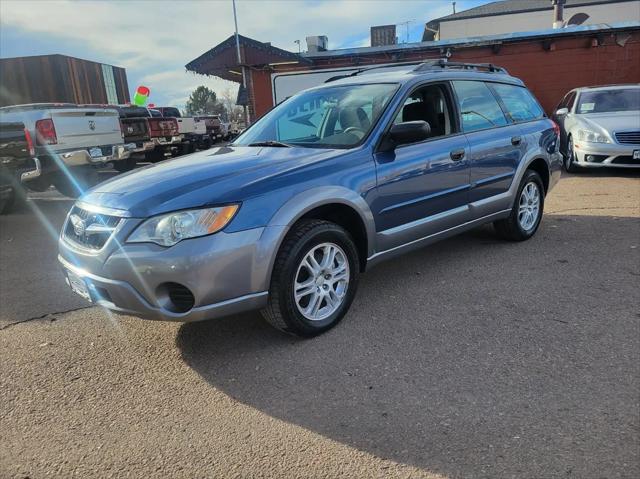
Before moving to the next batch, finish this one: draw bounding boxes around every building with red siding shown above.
[186,22,640,122]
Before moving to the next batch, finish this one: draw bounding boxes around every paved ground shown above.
[1,169,639,478]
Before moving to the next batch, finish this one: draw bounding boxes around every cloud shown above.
[0,0,475,108]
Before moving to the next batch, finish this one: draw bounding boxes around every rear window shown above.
[161,107,181,118]
[491,83,544,122]
[452,80,508,132]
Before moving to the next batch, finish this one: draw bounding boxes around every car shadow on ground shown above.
[176,215,639,478]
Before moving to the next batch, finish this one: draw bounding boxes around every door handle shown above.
[511,136,522,146]
[450,148,465,161]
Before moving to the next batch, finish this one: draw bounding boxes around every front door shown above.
[372,82,471,251]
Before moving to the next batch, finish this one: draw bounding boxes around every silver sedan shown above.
[552,85,640,171]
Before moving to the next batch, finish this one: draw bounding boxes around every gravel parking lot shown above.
[1,170,639,478]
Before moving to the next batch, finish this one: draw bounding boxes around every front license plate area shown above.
[633,150,639,160]
[66,270,92,302]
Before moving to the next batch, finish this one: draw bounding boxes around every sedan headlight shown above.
[576,129,610,143]
[127,205,239,246]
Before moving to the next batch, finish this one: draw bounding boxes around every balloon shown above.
[133,86,150,106]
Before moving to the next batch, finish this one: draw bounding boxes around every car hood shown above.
[81,145,346,217]
[578,111,640,133]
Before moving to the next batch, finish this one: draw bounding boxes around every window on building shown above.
[101,64,118,105]
[452,80,508,132]
[491,83,544,122]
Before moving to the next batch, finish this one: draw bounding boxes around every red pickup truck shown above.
[146,109,181,162]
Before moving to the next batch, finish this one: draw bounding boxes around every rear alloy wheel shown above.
[262,220,359,337]
[494,169,545,241]
[564,135,580,173]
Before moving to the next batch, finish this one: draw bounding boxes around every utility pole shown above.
[294,39,301,53]
[232,0,249,126]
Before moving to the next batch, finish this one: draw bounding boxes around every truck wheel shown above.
[494,169,545,242]
[262,219,360,337]
[0,189,15,214]
[113,157,137,172]
[146,149,165,163]
[24,176,51,192]
[52,169,99,198]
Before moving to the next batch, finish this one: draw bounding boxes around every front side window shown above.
[393,83,454,138]
[576,88,640,114]
[452,80,508,132]
[492,83,544,122]
[234,83,398,148]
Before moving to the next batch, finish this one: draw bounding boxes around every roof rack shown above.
[324,61,423,83]
[413,59,509,74]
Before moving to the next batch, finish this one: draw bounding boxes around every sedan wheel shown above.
[565,136,579,173]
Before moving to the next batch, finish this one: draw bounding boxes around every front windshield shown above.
[233,83,398,148]
[576,88,640,114]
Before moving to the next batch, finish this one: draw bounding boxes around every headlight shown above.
[576,129,610,143]
[127,205,239,246]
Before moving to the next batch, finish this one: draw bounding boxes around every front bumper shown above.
[131,140,155,154]
[573,141,640,168]
[152,135,183,147]
[57,222,284,322]
[58,143,136,166]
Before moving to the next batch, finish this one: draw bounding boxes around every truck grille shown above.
[615,131,640,145]
[63,205,121,250]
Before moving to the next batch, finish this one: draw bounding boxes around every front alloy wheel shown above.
[262,219,359,337]
[294,242,350,321]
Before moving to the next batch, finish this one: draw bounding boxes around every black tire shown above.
[0,189,15,215]
[262,219,360,337]
[113,157,137,172]
[52,169,99,198]
[24,175,51,192]
[564,135,580,173]
[146,149,165,163]
[494,169,545,242]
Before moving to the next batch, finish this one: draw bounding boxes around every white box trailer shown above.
[270,62,414,104]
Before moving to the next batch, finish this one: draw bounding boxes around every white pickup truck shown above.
[0,103,134,197]
[153,107,209,153]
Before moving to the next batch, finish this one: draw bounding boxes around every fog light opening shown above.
[156,282,195,313]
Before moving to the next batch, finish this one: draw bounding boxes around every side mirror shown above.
[388,121,431,146]
[555,107,569,116]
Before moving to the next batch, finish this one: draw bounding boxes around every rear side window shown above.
[492,83,544,122]
[452,80,508,132]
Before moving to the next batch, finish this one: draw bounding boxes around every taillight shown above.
[35,119,57,145]
[24,127,35,156]
[551,120,560,138]
[119,120,125,138]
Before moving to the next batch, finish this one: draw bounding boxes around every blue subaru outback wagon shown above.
[59,61,562,337]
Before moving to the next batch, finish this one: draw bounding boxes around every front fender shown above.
[255,186,376,291]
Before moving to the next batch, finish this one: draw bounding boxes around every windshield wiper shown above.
[246,140,293,148]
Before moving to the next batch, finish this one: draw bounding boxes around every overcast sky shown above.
[0,0,488,109]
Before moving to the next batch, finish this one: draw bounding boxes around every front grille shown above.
[615,131,640,145]
[63,205,121,250]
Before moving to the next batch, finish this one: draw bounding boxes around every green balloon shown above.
[133,92,148,106]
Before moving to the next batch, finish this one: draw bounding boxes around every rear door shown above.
[452,80,524,206]
[50,108,123,149]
